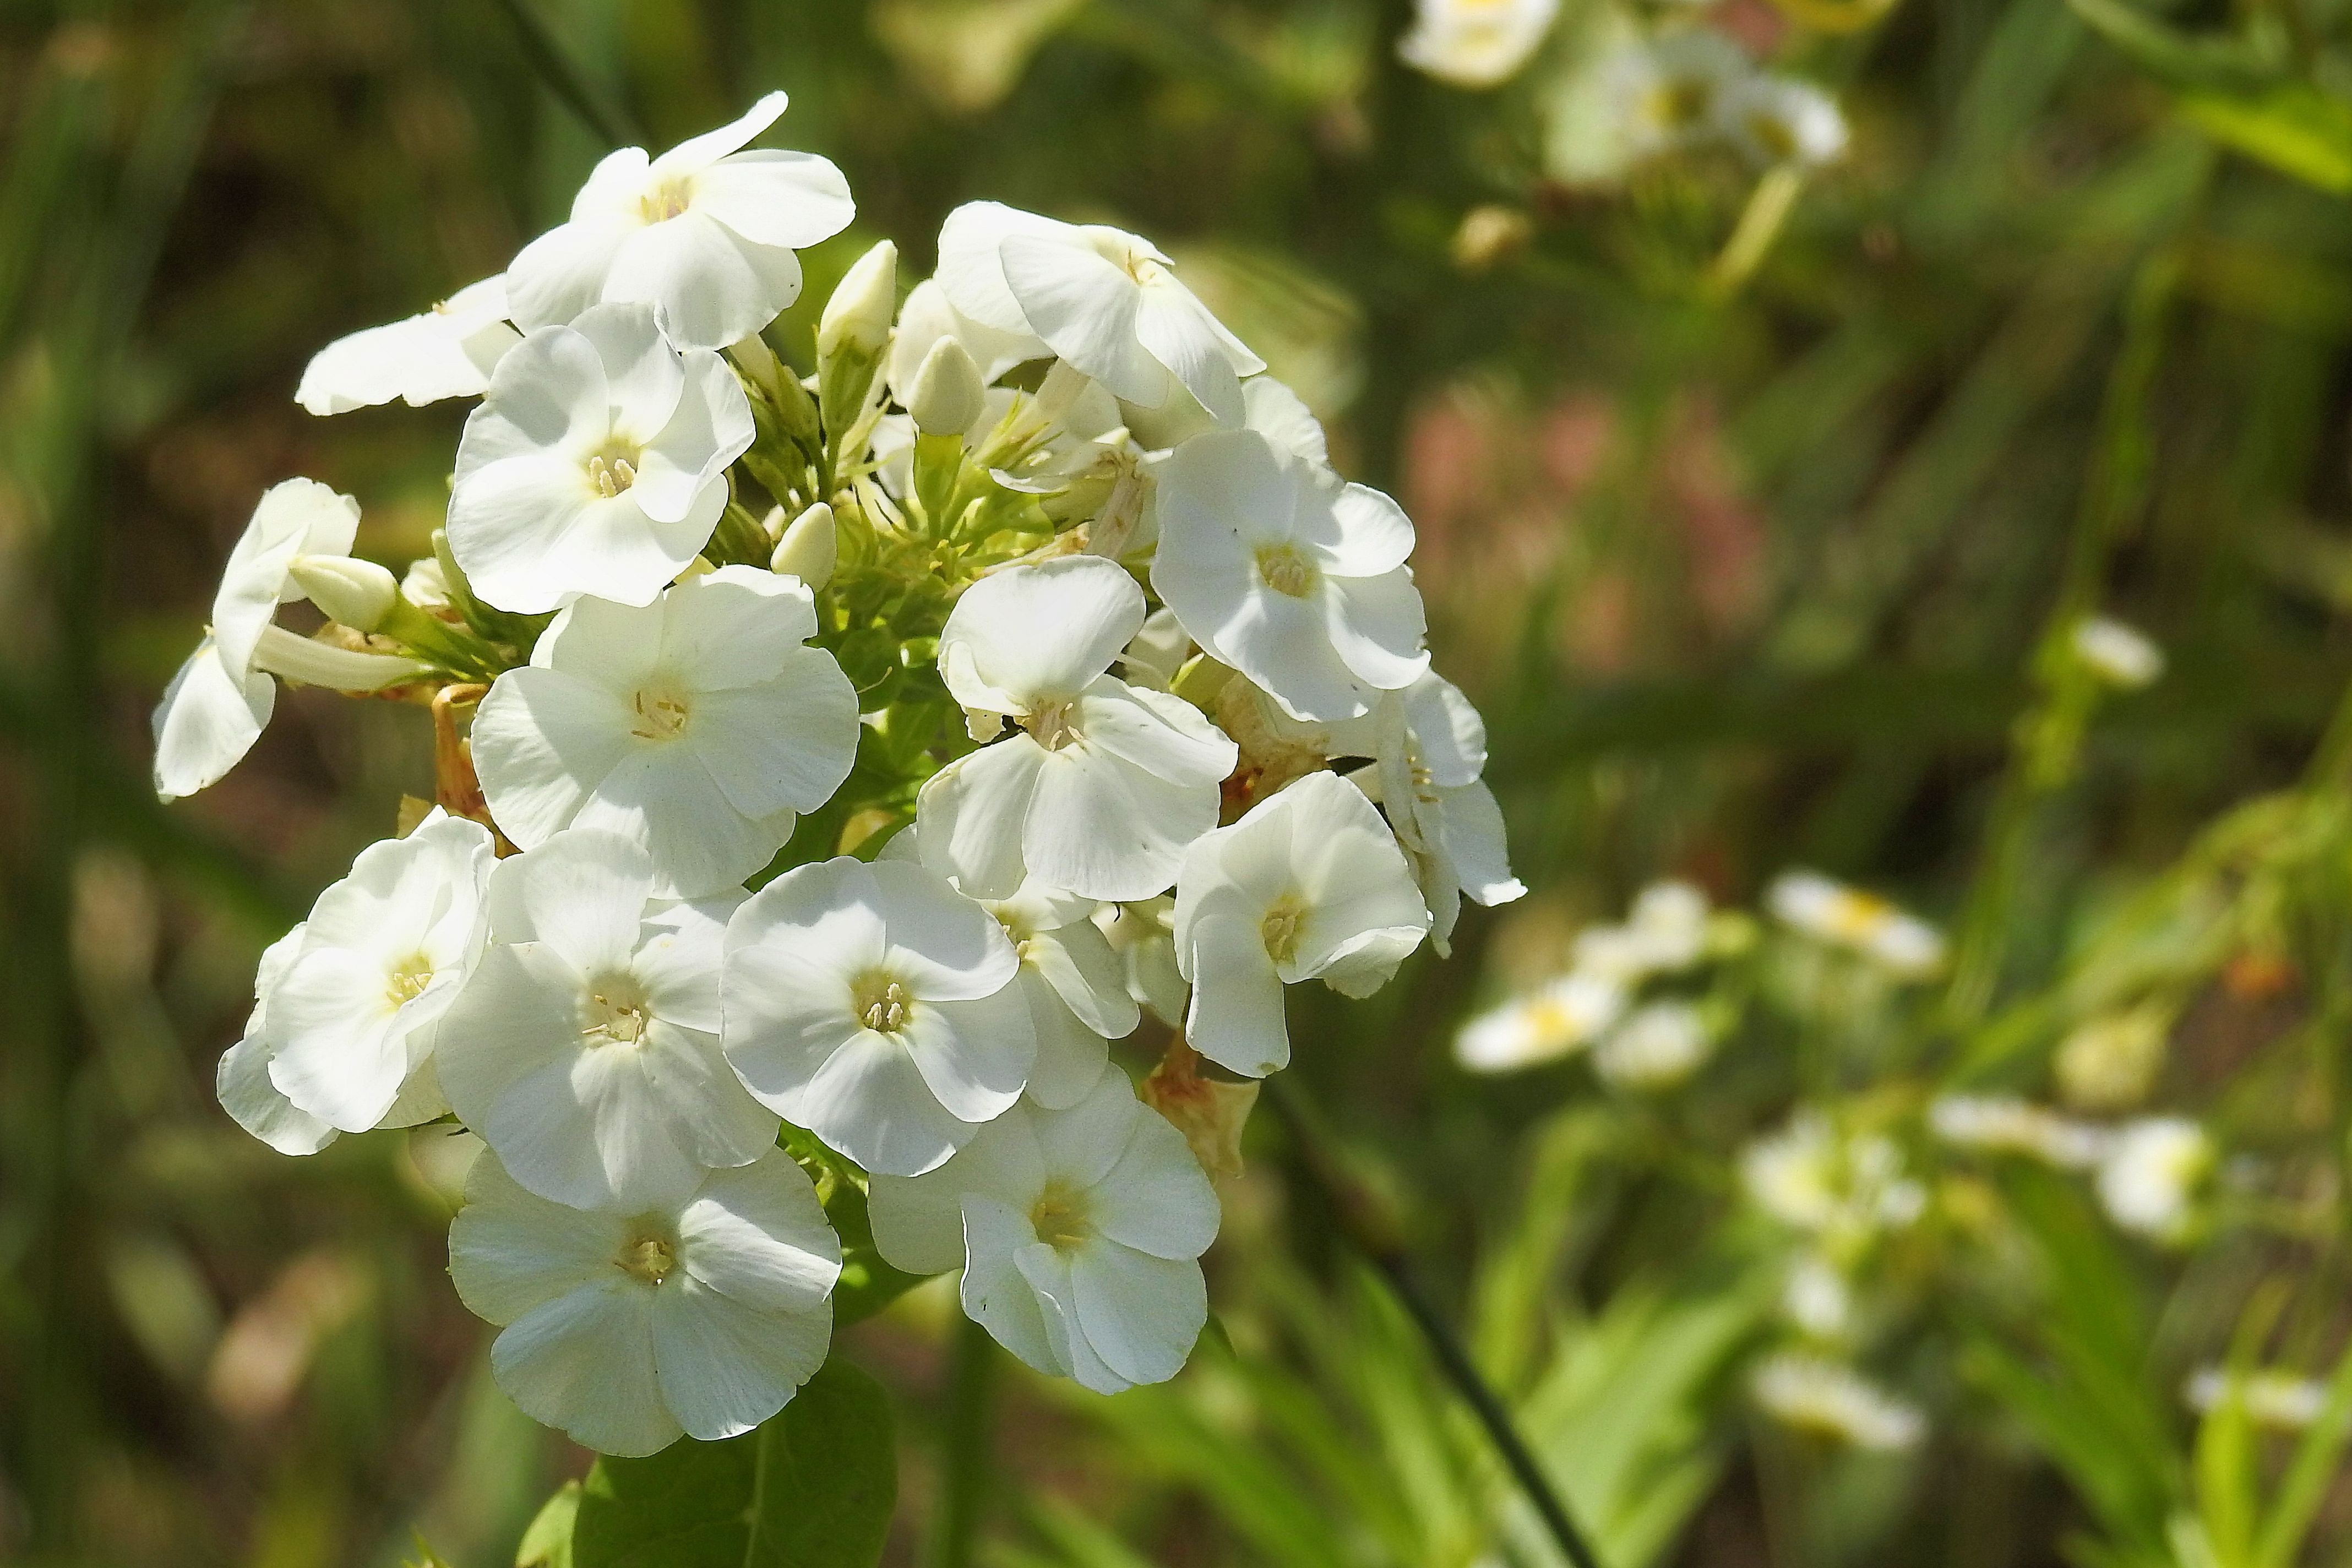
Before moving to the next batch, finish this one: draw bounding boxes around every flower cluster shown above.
[165,95,1520,1453]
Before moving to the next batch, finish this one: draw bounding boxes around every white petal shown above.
[486,827,650,967]
[1182,914,1291,1077]
[1023,918,1138,1042]
[791,1028,979,1177]
[934,201,1072,335]
[1305,482,1416,578]
[1071,1242,1205,1386]
[472,668,633,850]
[1032,1071,1141,1188]
[631,348,755,522]
[677,1151,842,1314]
[651,1273,831,1440]
[505,219,630,334]
[997,232,1164,404]
[901,986,1034,1125]
[867,858,1023,1000]
[265,947,408,1131]
[1023,742,1215,902]
[1071,680,1236,787]
[866,1170,968,1277]
[959,1195,1066,1376]
[570,744,784,899]
[448,1154,627,1324]
[1013,1242,1129,1392]
[568,303,688,447]
[1439,780,1525,906]
[1093,1112,1220,1260]
[689,150,855,249]
[887,278,1047,401]
[915,741,1046,901]
[606,215,803,352]
[658,566,819,684]
[940,556,1145,711]
[295,279,518,415]
[647,91,792,177]
[1242,376,1327,466]
[151,638,273,801]
[1021,970,1112,1110]
[216,1028,338,1155]
[684,656,859,820]
[492,1278,679,1456]
[1133,280,1250,426]
[1324,569,1430,693]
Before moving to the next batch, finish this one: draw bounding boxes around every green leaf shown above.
[517,1482,580,1568]
[2177,88,2352,194]
[573,1357,897,1568]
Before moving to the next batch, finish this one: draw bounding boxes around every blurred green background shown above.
[12,0,2352,1563]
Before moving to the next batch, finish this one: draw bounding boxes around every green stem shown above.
[925,1312,998,1568]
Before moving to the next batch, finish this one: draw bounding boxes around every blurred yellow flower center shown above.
[1746,111,1798,162]
[1649,79,1715,129]
[1255,545,1319,598]
[582,977,651,1046]
[587,448,640,498]
[630,687,691,742]
[386,956,434,1006]
[1261,897,1304,964]
[1029,1179,1093,1251]
[854,972,913,1033]
[1025,699,1081,750]
[618,1232,677,1286]
[638,177,695,225]
[1826,891,1894,941]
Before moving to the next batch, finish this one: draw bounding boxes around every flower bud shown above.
[1142,1037,1257,1183]
[770,502,837,589]
[288,554,399,632]
[818,240,897,366]
[906,336,985,436]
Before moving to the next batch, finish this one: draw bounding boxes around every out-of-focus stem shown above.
[1266,1080,1607,1568]
[926,1311,998,1568]
[1707,167,1806,300]
[487,0,639,149]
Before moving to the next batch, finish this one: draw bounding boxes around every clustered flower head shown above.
[164,96,1522,1455]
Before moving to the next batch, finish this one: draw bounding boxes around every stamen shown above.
[1028,1179,1093,1251]
[1261,898,1304,965]
[617,1233,677,1286]
[1254,545,1319,599]
[854,974,913,1033]
[630,688,689,741]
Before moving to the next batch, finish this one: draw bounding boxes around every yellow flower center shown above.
[854,972,914,1033]
[630,687,690,742]
[1261,897,1305,965]
[1255,544,1319,599]
[637,176,695,225]
[385,955,434,1007]
[1024,699,1081,751]
[581,976,651,1046]
[586,444,641,499]
[1825,890,1894,943]
[1028,1179,1093,1251]
[1746,110,1799,162]
[617,1231,678,1286]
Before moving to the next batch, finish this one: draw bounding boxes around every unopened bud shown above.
[288,554,398,632]
[1142,1036,1257,1183]
[770,502,837,589]
[907,336,985,436]
[818,240,897,366]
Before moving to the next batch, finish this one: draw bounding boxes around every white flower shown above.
[917,556,1237,903]
[1174,770,1430,1077]
[2096,1117,2210,1242]
[448,303,755,614]
[868,1071,1219,1393]
[1594,999,1713,1088]
[935,202,1265,424]
[295,276,519,415]
[1398,0,1560,89]
[1573,880,1712,982]
[2072,616,2164,688]
[1099,895,1189,1027]
[1767,870,1944,977]
[1455,972,1625,1072]
[1153,428,1429,722]
[437,828,780,1210]
[1606,31,1751,161]
[1752,1353,1924,1451]
[450,1148,839,1456]
[504,92,854,351]
[472,567,857,899]
[1741,1111,1925,1253]
[264,811,496,1132]
[1779,1254,1852,1340]
[216,924,339,1156]
[1719,76,1848,169]
[886,277,1049,402]
[153,479,426,801]
[1346,671,1524,951]
[721,856,1036,1176]
[2186,1368,2328,1432]
[1928,1094,2107,1169]
[980,879,1139,1109]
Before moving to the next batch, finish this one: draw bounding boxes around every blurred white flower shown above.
[1594,999,1713,1088]
[1928,1094,2108,1169]
[1154,428,1429,722]
[265,811,496,1133]
[472,567,858,899]
[1607,31,1751,161]
[1573,880,1713,982]
[448,303,754,614]
[1398,0,1559,89]
[1455,971,1626,1072]
[1347,671,1525,952]
[2186,1368,2328,1431]
[936,201,1265,424]
[1779,1254,1852,1340]
[450,1148,839,1456]
[505,92,854,351]
[437,829,778,1210]
[1719,76,1848,169]
[2097,1117,2210,1242]
[2072,616,2164,689]
[296,275,519,415]
[721,856,1035,1176]
[1174,770,1430,1077]
[2056,1004,2169,1111]
[868,1071,1219,1393]
[1767,870,1944,977]
[1752,1353,1925,1451]
[216,924,339,1156]
[1743,1110,1925,1253]
[918,557,1237,902]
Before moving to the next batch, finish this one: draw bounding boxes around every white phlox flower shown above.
[2186,1368,2328,1432]
[868,1071,1219,1393]
[2072,615,2165,689]
[154,478,424,801]
[504,91,854,351]
[1767,869,1944,977]
[2096,1116,2211,1242]
[1928,1094,2108,1169]
[437,827,780,1210]
[1572,879,1713,982]
[264,809,496,1133]
[1153,427,1429,722]
[917,556,1237,903]
[1594,999,1713,1088]
[935,201,1265,425]
[471,567,858,899]
[448,302,755,613]
[1174,769,1431,1077]
[1605,30,1751,161]
[721,856,1036,1177]
[1752,1353,1925,1451]
[296,275,520,415]
[1741,1110,1925,1255]
[1455,971,1626,1072]
[1719,76,1849,169]
[216,924,339,1156]
[1398,0,1561,89]
[450,1148,840,1457]
[1346,671,1525,951]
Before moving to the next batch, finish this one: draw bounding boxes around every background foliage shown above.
[10,0,2352,1562]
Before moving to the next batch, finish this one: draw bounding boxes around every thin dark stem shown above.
[1266,1081,1605,1568]
[487,0,639,149]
